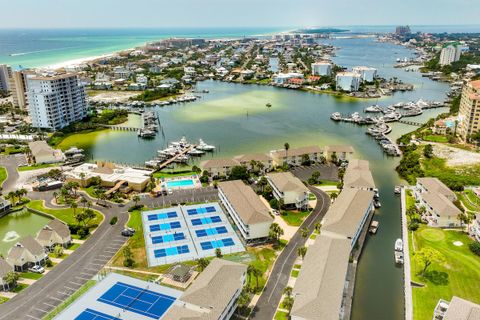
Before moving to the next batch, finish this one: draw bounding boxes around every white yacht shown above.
[197,139,215,151]
[365,105,383,113]
[188,148,205,156]
[395,238,403,252]
[330,112,342,121]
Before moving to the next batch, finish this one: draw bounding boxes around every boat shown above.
[369,221,379,234]
[197,139,215,151]
[365,105,383,113]
[171,136,189,148]
[330,112,342,121]
[395,238,403,252]
[188,148,205,156]
[374,200,381,208]
[138,129,156,138]
[394,186,402,194]
[266,103,272,108]
[395,251,404,264]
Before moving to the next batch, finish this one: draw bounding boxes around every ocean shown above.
[0,25,479,69]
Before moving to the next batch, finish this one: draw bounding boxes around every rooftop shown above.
[343,159,375,189]
[417,177,456,199]
[270,145,323,159]
[444,296,480,320]
[218,180,273,224]
[200,158,240,169]
[421,192,462,217]
[267,172,309,194]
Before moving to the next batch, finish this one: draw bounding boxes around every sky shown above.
[0,0,479,29]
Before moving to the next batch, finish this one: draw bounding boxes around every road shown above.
[0,154,23,192]
[251,186,330,320]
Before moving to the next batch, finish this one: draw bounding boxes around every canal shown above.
[69,37,449,319]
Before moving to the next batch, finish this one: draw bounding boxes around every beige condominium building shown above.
[218,180,273,242]
[458,80,480,142]
[266,172,310,209]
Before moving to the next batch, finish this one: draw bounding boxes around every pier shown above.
[99,125,139,131]
[157,145,197,169]
[398,120,423,127]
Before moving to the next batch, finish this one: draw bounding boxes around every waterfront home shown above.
[414,178,462,228]
[335,72,361,92]
[28,140,64,164]
[0,257,14,291]
[325,145,355,161]
[64,161,152,192]
[352,66,377,82]
[343,159,375,191]
[433,296,480,320]
[36,219,72,251]
[7,236,48,271]
[270,145,324,167]
[163,258,247,320]
[322,188,375,246]
[0,196,11,213]
[291,236,351,320]
[113,66,131,79]
[266,172,309,210]
[218,180,273,242]
[200,158,240,177]
[469,215,480,242]
[233,153,273,172]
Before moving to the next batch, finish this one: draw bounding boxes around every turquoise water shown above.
[166,179,195,188]
[0,27,286,68]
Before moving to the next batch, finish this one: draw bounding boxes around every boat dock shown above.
[157,145,197,169]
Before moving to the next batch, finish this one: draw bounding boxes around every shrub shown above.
[110,216,118,225]
[269,198,279,210]
[77,227,90,239]
[408,221,419,231]
[469,242,480,256]
[45,259,53,267]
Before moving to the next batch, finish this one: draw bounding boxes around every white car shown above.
[29,265,45,274]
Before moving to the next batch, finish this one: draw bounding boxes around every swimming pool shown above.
[166,179,195,188]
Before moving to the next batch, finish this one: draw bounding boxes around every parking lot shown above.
[291,163,339,182]
[141,186,219,209]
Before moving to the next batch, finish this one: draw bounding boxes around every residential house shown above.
[0,257,14,291]
[36,219,72,251]
[325,145,355,162]
[266,172,309,209]
[0,196,11,213]
[218,180,273,242]
[7,236,48,271]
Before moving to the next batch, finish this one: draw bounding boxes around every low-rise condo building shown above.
[25,72,88,130]
[457,80,480,142]
[65,161,152,192]
[325,145,355,161]
[163,258,247,320]
[414,178,462,228]
[200,158,240,177]
[335,72,361,92]
[270,145,324,167]
[343,159,375,191]
[311,62,332,76]
[469,215,480,242]
[352,66,377,82]
[28,140,64,164]
[266,172,309,209]
[0,257,14,291]
[218,180,273,242]
[233,153,273,172]
[433,296,480,320]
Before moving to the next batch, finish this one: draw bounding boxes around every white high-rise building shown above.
[439,43,462,66]
[352,66,377,82]
[311,62,332,76]
[335,72,361,92]
[26,73,88,130]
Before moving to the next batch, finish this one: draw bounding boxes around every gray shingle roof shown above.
[422,192,462,217]
[0,257,13,279]
[267,172,309,194]
[218,180,273,224]
[343,159,375,189]
[417,177,456,199]
[444,296,480,320]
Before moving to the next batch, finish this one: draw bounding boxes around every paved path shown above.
[250,187,330,320]
[0,154,22,192]
[0,191,129,320]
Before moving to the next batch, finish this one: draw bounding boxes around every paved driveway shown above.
[251,187,330,320]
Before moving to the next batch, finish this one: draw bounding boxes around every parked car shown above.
[121,228,135,237]
[29,265,45,274]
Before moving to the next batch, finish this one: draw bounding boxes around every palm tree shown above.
[70,202,78,218]
[314,222,322,234]
[6,191,16,206]
[297,246,307,259]
[284,286,293,299]
[132,195,141,208]
[53,191,58,203]
[249,160,257,172]
[80,196,88,208]
[301,227,310,239]
[257,161,265,173]
[252,267,262,292]
[247,264,255,288]
[330,192,338,202]
[236,288,251,316]
[79,172,86,186]
[284,142,290,165]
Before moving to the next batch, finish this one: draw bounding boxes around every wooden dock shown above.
[157,145,197,169]
[100,124,139,131]
[398,120,423,127]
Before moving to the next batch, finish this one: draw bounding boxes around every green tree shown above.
[2,271,19,290]
[284,286,293,298]
[228,166,249,181]
[123,246,135,268]
[284,142,290,165]
[236,288,251,315]
[414,247,445,276]
[268,223,284,242]
[83,208,96,226]
[53,244,64,258]
[297,246,307,259]
[301,227,310,239]
[215,248,223,258]
[314,222,322,234]
[423,144,434,158]
[132,195,141,208]
[283,296,294,313]
[192,165,202,174]
[301,154,310,166]
[330,192,338,201]
[197,258,209,271]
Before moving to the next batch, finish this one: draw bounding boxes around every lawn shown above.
[280,210,310,227]
[67,243,80,250]
[274,310,289,320]
[53,129,109,150]
[423,135,449,143]
[406,190,416,209]
[19,272,43,280]
[410,225,480,320]
[0,296,9,304]
[153,170,197,179]
[43,280,97,320]
[26,200,103,226]
[457,192,479,212]
[82,186,99,198]
[422,156,480,188]
[13,283,28,293]
[315,179,339,186]
[0,166,7,186]
[17,163,59,172]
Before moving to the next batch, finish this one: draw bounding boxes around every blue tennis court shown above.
[147,211,178,221]
[195,226,228,237]
[151,233,185,244]
[75,308,120,320]
[98,282,176,319]
[154,245,190,258]
[200,238,235,250]
[186,206,216,216]
[191,216,222,226]
[149,221,181,232]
